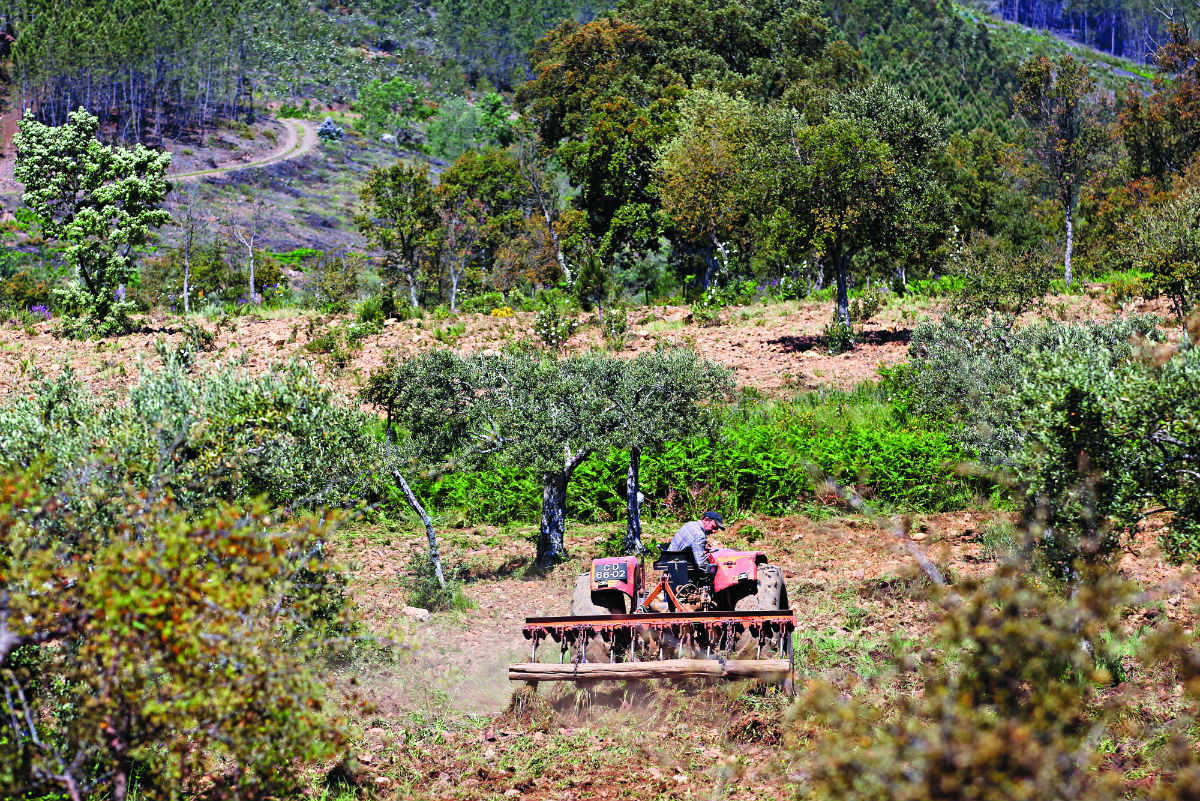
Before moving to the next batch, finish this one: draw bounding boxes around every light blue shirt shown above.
[668,520,708,567]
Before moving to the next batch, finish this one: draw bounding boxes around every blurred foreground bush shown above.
[0,472,356,801]
[898,311,1200,566]
[801,559,1131,801]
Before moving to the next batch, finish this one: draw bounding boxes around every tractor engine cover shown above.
[590,556,639,597]
[709,548,766,594]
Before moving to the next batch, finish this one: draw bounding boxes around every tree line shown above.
[1,0,350,141]
[992,0,1200,62]
[12,0,1200,342]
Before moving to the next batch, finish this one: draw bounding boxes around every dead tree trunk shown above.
[391,468,446,588]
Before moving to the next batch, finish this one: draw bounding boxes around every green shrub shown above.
[1104,270,1150,306]
[947,240,1054,319]
[849,285,888,323]
[1159,502,1200,564]
[432,321,465,346]
[905,274,965,297]
[1126,189,1200,321]
[900,314,1163,464]
[459,291,506,314]
[1011,328,1200,571]
[903,313,1200,570]
[307,254,361,313]
[978,518,1019,561]
[692,304,721,327]
[400,550,470,612]
[533,304,578,351]
[358,293,385,324]
[822,314,855,354]
[0,360,391,521]
[602,306,630,350]
[0,269,52,309]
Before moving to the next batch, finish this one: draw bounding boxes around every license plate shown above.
[594,563,628,582]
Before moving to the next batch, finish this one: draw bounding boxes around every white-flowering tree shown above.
[14,109,171,336]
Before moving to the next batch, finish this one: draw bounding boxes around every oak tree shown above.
[356,161,438,308]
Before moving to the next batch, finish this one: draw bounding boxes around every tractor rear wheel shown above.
[733,564,790,657]
[569,574,623,663]
[734,564,785,612]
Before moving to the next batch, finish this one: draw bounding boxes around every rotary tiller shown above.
[509,546,796,686]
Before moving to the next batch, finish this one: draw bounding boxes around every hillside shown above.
[824,0,1152,137]
[3,0,1200,799]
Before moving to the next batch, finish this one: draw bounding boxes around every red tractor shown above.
[512,545,795,685]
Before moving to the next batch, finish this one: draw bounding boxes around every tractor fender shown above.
[709,549,765,594]
[589,556,640,598]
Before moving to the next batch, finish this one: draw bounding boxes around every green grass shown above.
[797,628,919,681]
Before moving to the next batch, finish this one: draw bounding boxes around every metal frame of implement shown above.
[520,609,797,685]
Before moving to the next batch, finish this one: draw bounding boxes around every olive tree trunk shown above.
[622,446,645,555]
[536,447,591,568]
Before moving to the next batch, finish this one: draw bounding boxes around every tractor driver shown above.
[668,511,726,572]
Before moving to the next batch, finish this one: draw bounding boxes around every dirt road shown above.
[169,118,318,181]
[0,109,319,205]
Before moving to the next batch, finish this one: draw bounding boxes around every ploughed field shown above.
[0,290,1155,404]
[322,508,1195,800]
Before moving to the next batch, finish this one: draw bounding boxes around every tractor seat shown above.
[653,546,709,589]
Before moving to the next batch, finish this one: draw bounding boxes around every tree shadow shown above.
[768,328,913,353]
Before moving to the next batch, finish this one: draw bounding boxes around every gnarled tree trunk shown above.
[536,447,591,568]
[537,470,569,568]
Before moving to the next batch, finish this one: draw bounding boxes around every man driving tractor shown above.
[668,511,726,571]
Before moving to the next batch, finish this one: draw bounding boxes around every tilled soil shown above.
[0,300,929,403]
[1,291,1173,405]
[328,510,1196,800]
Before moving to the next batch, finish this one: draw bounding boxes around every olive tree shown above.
[476,352,624,567]
[369,348,730,568]
[609,347,731,554]
[13,108,171,336]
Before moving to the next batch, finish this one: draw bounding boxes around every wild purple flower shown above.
[237,297,248,306]
[30,304,51,320]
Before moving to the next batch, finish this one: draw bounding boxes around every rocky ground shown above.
[1,289,1166,405]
